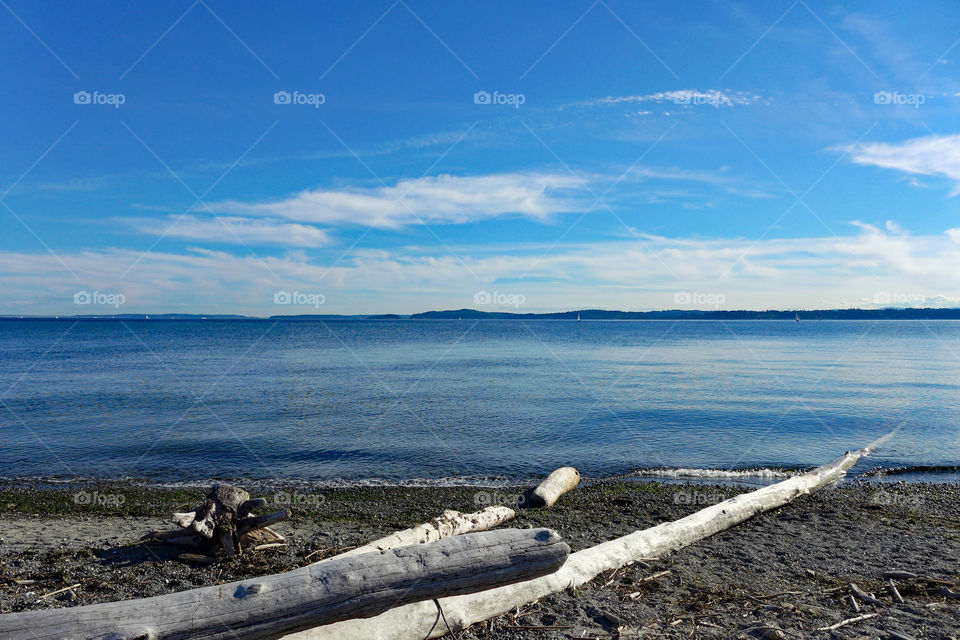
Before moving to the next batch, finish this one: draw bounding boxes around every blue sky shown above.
[2,0,960,315]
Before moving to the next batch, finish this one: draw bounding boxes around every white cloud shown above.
[128,216,332,248]
[3,223,960,315]
[842,134,960,195]
[210,173,581,229]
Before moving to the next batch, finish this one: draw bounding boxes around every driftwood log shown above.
[145,484,289,557]
[0,528,569,640]
[530,467,580,507]
[335,505,516,559]
[286,449,867,640]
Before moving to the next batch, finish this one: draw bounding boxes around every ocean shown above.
[1,319,958,484]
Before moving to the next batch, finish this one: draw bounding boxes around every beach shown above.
[1,480,958,638]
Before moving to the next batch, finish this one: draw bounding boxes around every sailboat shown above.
[577,313,581,322]
[795,312,800,322]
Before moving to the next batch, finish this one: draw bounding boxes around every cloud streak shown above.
[842,134,960,195]
[210,173,582,229]
[128,216,333,248]
[585,89,763,109]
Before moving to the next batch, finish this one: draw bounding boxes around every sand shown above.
[1,480,958,638]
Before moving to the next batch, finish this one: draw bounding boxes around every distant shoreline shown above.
[5,307,960,321]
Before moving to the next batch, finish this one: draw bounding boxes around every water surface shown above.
[1,319,958,482]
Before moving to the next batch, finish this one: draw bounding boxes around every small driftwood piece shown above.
[145,483,289,557]
[334,506,516,560]
[849,595,860,612]
[884,570,917,580]
[888,579,904,603]
[849,582,885,607]
[0,529,569,640]
[530,466,580,507]
[938,586,960,600]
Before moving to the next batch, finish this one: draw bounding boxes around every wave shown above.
[857,465,960,478]
[628,467,796,480]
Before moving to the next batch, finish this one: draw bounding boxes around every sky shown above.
[2,0,960,315]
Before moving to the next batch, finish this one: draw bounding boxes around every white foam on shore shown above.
[630,467,796,480]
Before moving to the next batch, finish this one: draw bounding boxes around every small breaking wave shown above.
[857,465,960,478]
[629,467,796,480]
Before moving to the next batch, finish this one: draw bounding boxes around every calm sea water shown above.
[1,319,958,483]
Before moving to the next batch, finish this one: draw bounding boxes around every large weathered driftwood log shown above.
[335,505,516,559]
[530,467,580,507]
[0,528,569,640]
[286,449,866,640]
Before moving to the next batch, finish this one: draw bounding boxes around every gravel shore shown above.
[1,480,958,638]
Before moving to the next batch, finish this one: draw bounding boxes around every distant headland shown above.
[4,308,960,321]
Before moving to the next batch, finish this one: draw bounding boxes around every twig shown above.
[754,590,801,600]
[642,570,672,582]
[501,625,573,630]
[814,613,878,631]
[849,595,860,612]
[601,567,620,588]
[41,583,81,599]
[253,543,288,551]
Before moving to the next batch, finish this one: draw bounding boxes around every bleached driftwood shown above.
[530,467,580,507]
[336,506,516,559]
[0,528,569,640]
[286,449,866,640]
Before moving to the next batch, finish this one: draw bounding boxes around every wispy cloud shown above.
[210,173,582,229]
[128,216,333,248]
[623,165,772,198]
[841,134,960,195]
[582,89,764,109]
